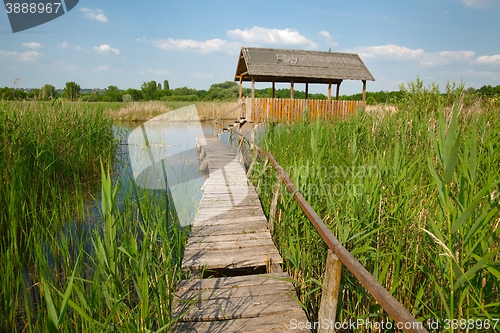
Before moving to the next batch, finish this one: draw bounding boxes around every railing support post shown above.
[269,176,282,234]
[318,249,343,333]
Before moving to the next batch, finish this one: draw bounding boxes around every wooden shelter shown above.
[234,47,375,122]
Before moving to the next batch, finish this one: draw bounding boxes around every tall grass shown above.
[38,165,188,332]
[1,101,189,331]
[250,82,500,330]
[105,100,240,122]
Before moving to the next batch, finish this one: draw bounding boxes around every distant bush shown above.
[81,93,100,102]
[122,94,133,102]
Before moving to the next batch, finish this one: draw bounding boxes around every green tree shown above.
[63,81,81,101]
[163,80,170,91]
[41,84,56,100]
[104,85,121,102]
[171,86,198,96]
[81,93,100,102]
[124,88,142,101]
[29,88,41,100]
[141,81,157,100]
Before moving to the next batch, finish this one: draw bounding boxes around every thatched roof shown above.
[234,47,374,84]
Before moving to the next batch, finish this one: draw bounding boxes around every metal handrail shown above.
[229,128,429,333]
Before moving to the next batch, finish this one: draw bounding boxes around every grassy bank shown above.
[0,101,189,331]
[105,100,240,122]
[251,84,500,330]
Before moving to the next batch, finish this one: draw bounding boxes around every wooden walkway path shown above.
[173,135,309,332]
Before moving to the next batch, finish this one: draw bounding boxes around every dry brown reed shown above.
[106,100,240,122]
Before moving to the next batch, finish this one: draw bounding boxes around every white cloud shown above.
[22,42,43,49]
[93,44,120,55]
[349,44,425,59]
[75,45,90,53]
[318,30,338,47]
[0,51,17,57]
[348,44,479,68]
[19,51,41,62]
[420,50,476,67]
[476,54,500,65]
[93,65,110,72]
[0,50,42,61]
[80,8,108,23]
[192,73,214,79]
[152,38,239,53]
[461,0,493,8]
[152,69,170,75]
[227,26,318,48]
[59,41,69,49]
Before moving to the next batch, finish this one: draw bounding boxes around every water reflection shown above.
[113,121,224,226]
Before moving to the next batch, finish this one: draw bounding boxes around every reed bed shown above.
[1,101,189,332]
[106,100,240,122]
[249,86,500,331]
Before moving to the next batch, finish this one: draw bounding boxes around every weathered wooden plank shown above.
[176,292,300,322]
[194,206,264,215]
[174,312,309,332]
[186,232,272,245]
[176,278,294,300]
[182,248,282,272]
[194,208,265,219]
[177,272,290,291]
[192,215,267,226]
[185,238,276,251]
[191,215,268,227]
[188,224,270,237]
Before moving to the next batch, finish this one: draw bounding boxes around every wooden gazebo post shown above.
[327,82,332,102]
[272,81,275,98]
[251,77,255,99]
[362,80,367,110]
[305,81,309,100]
[336,82,341,101]
[239,76,243,100]
[290,80,294,99]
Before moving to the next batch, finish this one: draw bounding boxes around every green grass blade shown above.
[451,180,500,234]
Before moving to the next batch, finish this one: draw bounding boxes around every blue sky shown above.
[1,0,499,95]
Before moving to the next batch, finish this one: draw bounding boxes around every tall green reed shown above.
[35,165,188,332]
[251,82,499,330]
[1,101,114,331]
[1,101,189,331]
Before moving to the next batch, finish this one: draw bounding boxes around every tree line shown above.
[1,80,499,105]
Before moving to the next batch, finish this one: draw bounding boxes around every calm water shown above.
[80,118,261,230]
[111,120,236,225]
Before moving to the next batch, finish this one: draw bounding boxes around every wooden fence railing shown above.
[228,129,429,333]
[242,97,363,123]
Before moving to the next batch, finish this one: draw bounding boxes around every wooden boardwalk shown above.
[174,135,309,332]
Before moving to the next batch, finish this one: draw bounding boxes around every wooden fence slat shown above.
[247,98,363,123]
